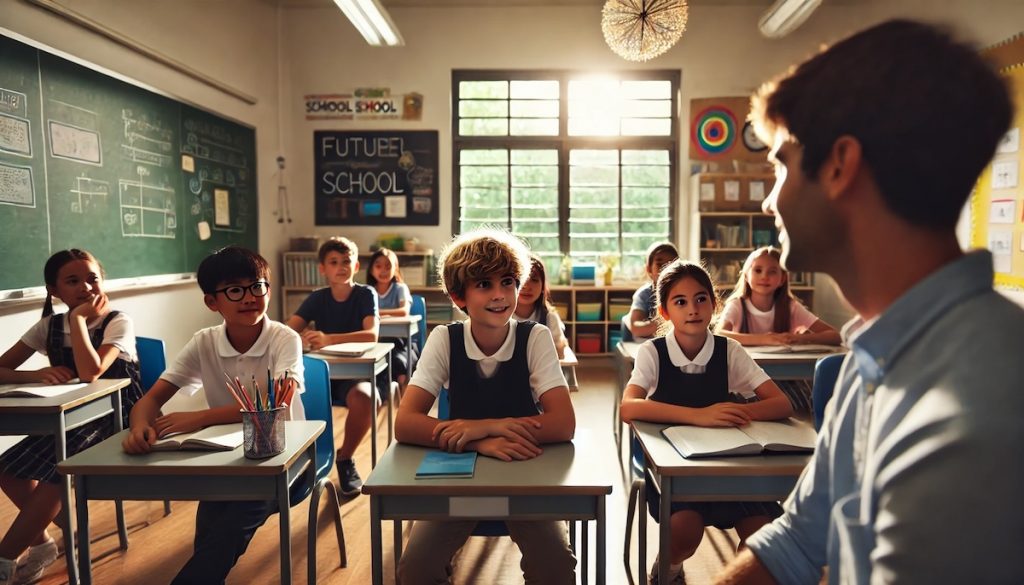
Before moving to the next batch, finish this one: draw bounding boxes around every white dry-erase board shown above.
[0,32,258,296]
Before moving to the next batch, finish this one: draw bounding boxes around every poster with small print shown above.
[314,130,438,225]
[749,181,766,202]
[991,159,1018,189]
[724,180,740,201]
[700,182,715,201]
[989,199,1016,224]
[997,128,1020,154]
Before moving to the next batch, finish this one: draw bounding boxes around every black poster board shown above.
[313,130,438,226]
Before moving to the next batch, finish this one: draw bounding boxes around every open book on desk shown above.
[416,451,477,479]
[746,344,840,354]
[662,419,816,458]
[151,423,243,452]
[317,342,376,357]
[0,382,86,398]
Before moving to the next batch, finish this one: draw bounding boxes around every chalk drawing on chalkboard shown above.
[0,88,28,117]
[48,120,101,165]
[69,176,109,214]
[119,179,175,239]
[0,163,35,207]
[121,109,173,168]
[0,113,32,157]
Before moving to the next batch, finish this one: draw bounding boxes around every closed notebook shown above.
[151,423,244,452]
[415,451,477,479]
[0,382,87,398]
[662,420,815,458]
[317,342,376,357]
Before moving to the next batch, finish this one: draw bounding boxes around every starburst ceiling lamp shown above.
[601,0,688,62]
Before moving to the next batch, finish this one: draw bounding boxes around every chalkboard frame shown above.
[0,29,259,302]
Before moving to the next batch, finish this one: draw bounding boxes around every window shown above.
[453,70,679,280]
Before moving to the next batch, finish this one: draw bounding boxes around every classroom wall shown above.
[2,0,1023,364]
[281,0,1024,324]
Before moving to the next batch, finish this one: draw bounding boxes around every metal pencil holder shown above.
[242,407,286,459]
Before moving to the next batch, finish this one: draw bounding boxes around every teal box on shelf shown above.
[571,263,596,285]
[576,302,602,321]
[608,331,623,348]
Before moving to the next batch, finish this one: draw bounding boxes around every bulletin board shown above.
[972,34,1024,290]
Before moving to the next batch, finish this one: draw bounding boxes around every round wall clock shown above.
[742,121,768,152]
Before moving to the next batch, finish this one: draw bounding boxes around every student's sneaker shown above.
[336,458,363,496]
[0,558,18,585]
[14,536,57,585]
[649,557,685,585]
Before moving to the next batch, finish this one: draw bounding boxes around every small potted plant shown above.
[599,254,620,286]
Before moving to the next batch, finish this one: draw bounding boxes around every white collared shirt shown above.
[626,330,770,398]
[22,312,136,361]
[409,319,566,402]
[161,316,305,420]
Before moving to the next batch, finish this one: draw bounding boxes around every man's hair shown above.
[437,228,531,301]
[197,246,270,295]
[318,237,358,263]
[751,19,1013,229]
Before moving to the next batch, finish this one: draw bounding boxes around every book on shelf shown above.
[0,382,87,398]
[151,423,243,452]
[415,450,477,479]
[316,342,376,357]
[662,419,815,458]
[745,344,840,354]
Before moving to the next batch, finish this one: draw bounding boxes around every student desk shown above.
[363,438,613,585]
[631,421,810,585]
[379,314,422,380]
[307,342,394,467]
[560,347,579,391]
[57,421,323,585]
[0,378,129,585]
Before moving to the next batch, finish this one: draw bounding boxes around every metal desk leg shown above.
[385,354,393,447]
[597,494,607,585]
[393,519,403,584]
[112,391,128,551]
[658,477,670,585]
[55,418,79,585]
[74,477,90,585]
[306,442,319,585]
[371,363,379,468]
[278,472,292,585]
[370,496,383,585]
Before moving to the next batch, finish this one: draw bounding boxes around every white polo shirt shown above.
[21,312,136,362]
[627,330,770,398]
[409,319,567,403]
[161,316,306,420]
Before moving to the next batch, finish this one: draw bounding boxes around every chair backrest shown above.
[411,294,427,351]
[293,355,335,506]
[620,314,634,342]
[812,353,845,431]
[136,336,166,391]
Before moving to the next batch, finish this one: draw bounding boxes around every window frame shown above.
[451,69,681,261]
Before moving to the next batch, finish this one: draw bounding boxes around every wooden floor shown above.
[4,358,745,584]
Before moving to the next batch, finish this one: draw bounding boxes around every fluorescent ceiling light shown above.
[333,0,404,46]
[758,0,822,39]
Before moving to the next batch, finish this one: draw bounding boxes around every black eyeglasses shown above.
[213,280,270,302]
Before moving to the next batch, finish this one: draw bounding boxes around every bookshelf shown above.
[688,173,815,309]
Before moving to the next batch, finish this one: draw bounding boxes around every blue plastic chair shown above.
[136,336,173,517]
[410,294,427,354]
[297,355,348,582]
[812,353,845,431]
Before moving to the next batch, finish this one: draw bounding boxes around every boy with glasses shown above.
[124,246,305,585]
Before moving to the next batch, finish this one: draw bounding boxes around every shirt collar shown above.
[846,250,994,389]
[665,329,715,367]
[462,319,516,361]
[216,315,271,358]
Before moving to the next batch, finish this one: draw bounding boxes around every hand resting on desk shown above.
[433,417,541,452]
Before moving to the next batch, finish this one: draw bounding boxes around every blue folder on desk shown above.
[415,451,477,479]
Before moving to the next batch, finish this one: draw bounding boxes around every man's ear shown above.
[819,135,863,200]
[203,293,220,312]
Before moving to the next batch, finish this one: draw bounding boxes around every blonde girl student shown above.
[716,246,841,347]
[625,242,679,340]
[514,255,569,358]
[0,249,143,585]
[620,259,792,585]
[366,247,418,383]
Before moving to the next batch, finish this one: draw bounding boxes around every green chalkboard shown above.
[0,33,257,293]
